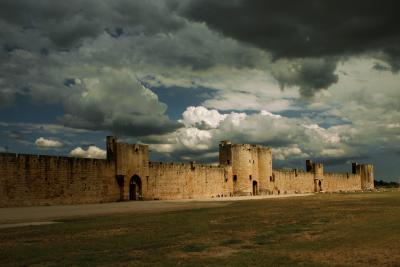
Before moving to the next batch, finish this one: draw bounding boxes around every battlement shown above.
[231,143,271,150]
[324,172,357,178]
[148,161,227,171]
[219,140,270,149]
[219,140,231,146]
[0,152,110,164]
[305,160,323,173]
[273,168,308,174]
[107,136,148,160]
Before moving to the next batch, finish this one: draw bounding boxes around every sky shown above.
[0,0,399,181]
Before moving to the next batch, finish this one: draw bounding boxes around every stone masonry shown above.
[0,136,374,207]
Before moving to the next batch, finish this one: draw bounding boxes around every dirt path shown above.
[0,194,312,226]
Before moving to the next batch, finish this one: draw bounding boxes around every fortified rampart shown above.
[0,137,374,207]
[146,162,232,200]
[0,153,118,207]
[270,169,315,194]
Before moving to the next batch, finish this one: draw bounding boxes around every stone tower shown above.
[219,141,272,196]
[352,162,374,190]
[106,136,149,200]
[306,160,324,192]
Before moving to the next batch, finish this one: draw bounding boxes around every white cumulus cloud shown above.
[180,106,227,129]
[176,127,212,150]
[303,124,341,144]
[260,110,282,118]
[145,106,355,164]
[35,137,63,148]
[149,143,175,154]
[69,146,106,159]
[273,145,310,161]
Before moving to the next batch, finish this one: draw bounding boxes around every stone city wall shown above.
[0,153,118,207]
[0,137,374,207]
[323,172,361,192]
[271,169,315,194]
[145,162,232,200]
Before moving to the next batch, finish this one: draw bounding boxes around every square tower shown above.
[106,136,150,200]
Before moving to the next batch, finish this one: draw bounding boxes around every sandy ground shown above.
[0,194,312,228]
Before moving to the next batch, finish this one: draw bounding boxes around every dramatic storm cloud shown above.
[60,68,180,136]
[0,0,399,181]
[181,0,400,61]
[180,0,400,95]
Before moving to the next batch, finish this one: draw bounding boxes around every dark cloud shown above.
[0,0,193,136]
[0,0,186,50]
[59,69,182,136]
[0,1,398,182]
[61,113,181,137]
[315,156,369,166]
[181,0,400,64]
[180,0,400,94]
[0,0,348,99]
[373,63,391,72]
[271,58,339,97]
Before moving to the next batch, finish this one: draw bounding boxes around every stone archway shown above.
[129,175,142,200]
[314,179,323,192]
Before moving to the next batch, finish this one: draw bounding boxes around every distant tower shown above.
[256,145,272,195]
[306,160,324,192]
[352,162,374,190]
[360,164,374,190]
[219,140,232,166]
[106,136,117,161]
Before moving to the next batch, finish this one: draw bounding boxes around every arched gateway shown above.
[129,175,142,200]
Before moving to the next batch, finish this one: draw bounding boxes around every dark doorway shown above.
[252,180,258,195]
[129,175,142,200]
[116,175,125,201]
[315,179,323,192]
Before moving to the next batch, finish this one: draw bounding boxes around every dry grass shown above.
[0,191,399,266]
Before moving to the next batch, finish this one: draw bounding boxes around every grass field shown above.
[0,191,399,267]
